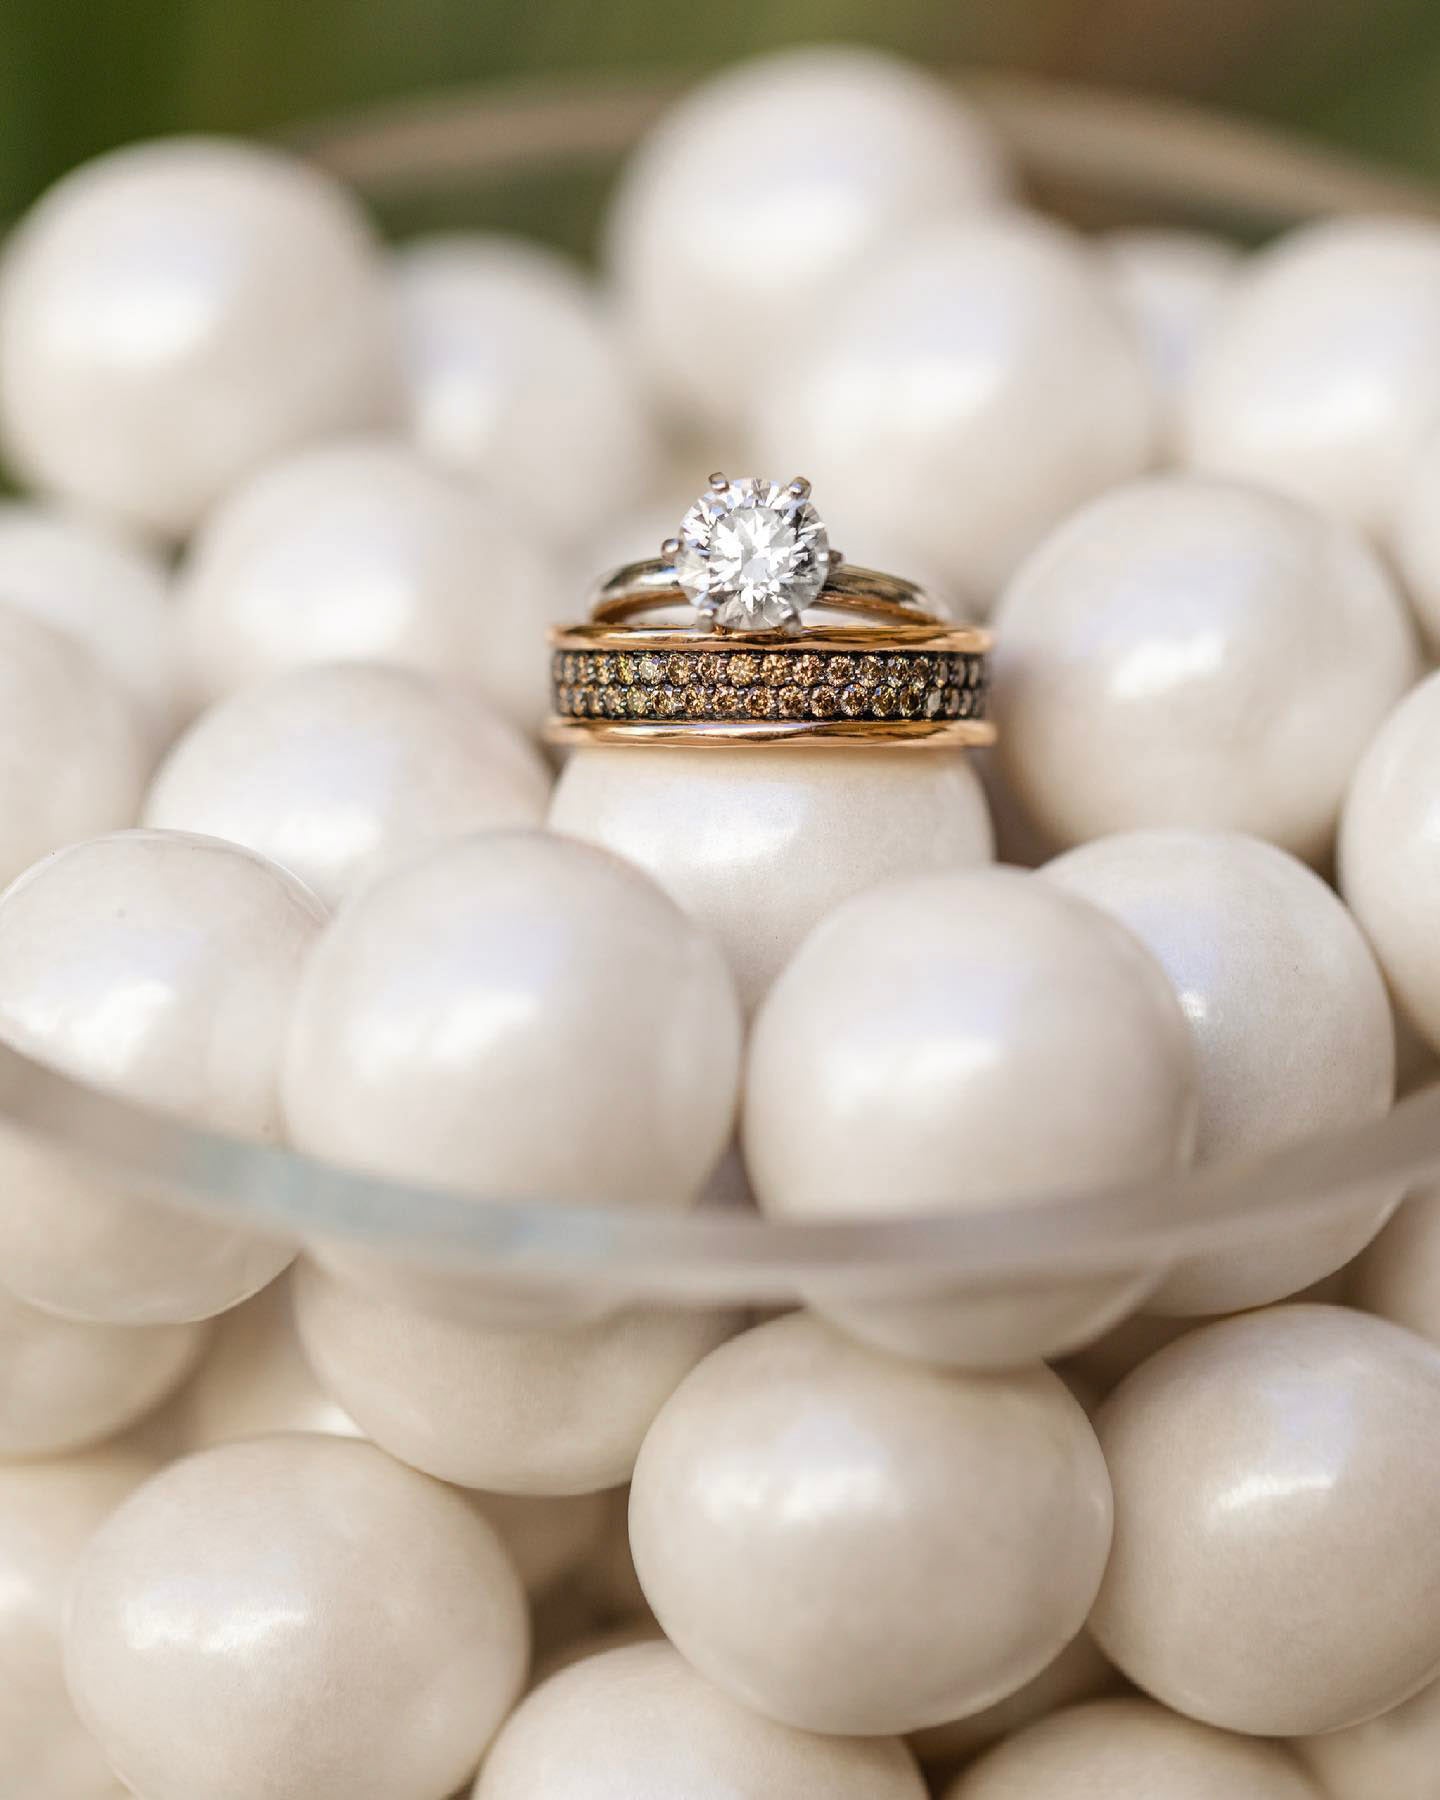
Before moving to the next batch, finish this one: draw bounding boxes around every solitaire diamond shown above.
[671,475,830,631]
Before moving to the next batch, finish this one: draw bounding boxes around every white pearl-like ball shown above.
[1340,671,1440,1054]
[605,45,1009,436]
[0,1284,206,1456]
[1295,1670,1440,1800]
[395,235,658,542]
[175,436,567,733]
[1183,215,1440,533]
[145,663,550,906]
[993,475,1419,861]
[293,1259,737,1494]
[0,1441,158,1800]
[65,1434,530,1800]
[475,1640,928,1800]
[0,605,149,888]
[750,211,1156,601]
[1101,229,1241,442]
[0,138,398,539]
[549,747,993,1014]
[1044,829,1396,1313]
[944,1698,1323,1800]
[744,867,1196,1365]
[0,830,322,1322]
[283,830,740,1207]
[0,502,176,744]
[629,1314,1113,1736]
[1091,1305,1440,1736]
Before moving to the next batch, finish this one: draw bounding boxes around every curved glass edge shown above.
[0,1041,1437,1304]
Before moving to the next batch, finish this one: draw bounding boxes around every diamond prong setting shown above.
[670,474,831,633]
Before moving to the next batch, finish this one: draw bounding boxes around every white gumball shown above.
[1183,215,1440,532]
[744,867,1196,1365]
[1045,829,1396,1313]
[629,1314,1113,1736]
[0,1442,158,1800]
[1340,671,1440,1054]
[549,747,993,1014]
[283,830,740,1209]
[1101,229,1241,443]
[0,502,176,743]
[605,45,1008,435]
[0,1284,206,1456]
[946,1698,1323,1800]
[395,235,658,541]
[993,475,1419,861]
[145,663,550,906]
[65,1435,530,1800]
[0,605,149,887]
[0,138,398,539]
[293,1258,737,1495]
[175,436,567,732]
[751,211,1156,602]
[1092,1305,1440,1735]
[475,1641,928,1800]
[0,830,321,1323]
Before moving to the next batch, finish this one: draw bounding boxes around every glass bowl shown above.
[3,70,1438,1320]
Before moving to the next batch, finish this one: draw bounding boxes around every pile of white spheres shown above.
[0,39,1437,1800]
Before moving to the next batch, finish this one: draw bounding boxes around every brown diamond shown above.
[900,681,926,718]
[712,687,742,718]
[840,683,868,718]
[886,654,912,679]
[628,687,654,717]
[555,684,572,714]
[942,686,962,718]
[778,685,808,719]
[665,654,690,685]
[725,653,760,686]
[594,654,616,686]
[810,686,839,719]
[924,687,945,719]
[791,652,824,687]
[680,685,709,717]
[858,654,886,687]
[655,686,683,718]
[872,682,900,719]
[562,653,580,684]
[638,653,665,685]
[828,655,857,684]
[618,653,638,684]
[744,687,776,719]
[761,654,789,687]
[694,654,722,685]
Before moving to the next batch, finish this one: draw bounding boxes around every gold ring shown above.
[546,473,993,749]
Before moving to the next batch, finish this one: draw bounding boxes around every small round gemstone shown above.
[594,654,616,686]
[828,655,857,684]
[840,684,868,718]
[655,686,683,718]
[810,686,838,719]
[562,653,580,685]
[694,654,721,685]
[618,653,638,685]
[858,654,886,687]
[627,687,654,717]
[872,682,900,719]
[761,654,789,687]
[744,687,777,720]
[680,685,709,716]
[712,687,742,718]
[900,682,926,718]
[665,654,690,685]
[792,652,824,687]
[779,685,808,719]
[638,653,665,685]
[725,653,760,687]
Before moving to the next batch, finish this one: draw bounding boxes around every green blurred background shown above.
[5,0,1440,235]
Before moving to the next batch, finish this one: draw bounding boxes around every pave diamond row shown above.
[551,649,987,725]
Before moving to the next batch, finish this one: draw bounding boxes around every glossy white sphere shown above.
[0,830,321,1322]
[994,475,1419,861]
[1045,829,1396,1312]
[606,45,1008,435]
[0,502,176,744]
[475,1641,928,1800]
[745,867,1196,1364]
[65,1434,530,1800]
[945,1698,1323,1800]
[175,436,567,732]
[293,1259,737,1494]
[0,605,150,887]
[1102,229,1241,442]
[631,1316,1112,1736]
[1183,215,1440,532]
[0,138,398,539]
[549,747,993,1014]
[395,234,658,542]
[0,1284,206,1456]
[0,1442,158,1800]
[284,831,739,1207]
[145,663,550,905]
[1340,671,1440,1053]
[1092,1305,1440,1735]
[751,211,1156,601]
